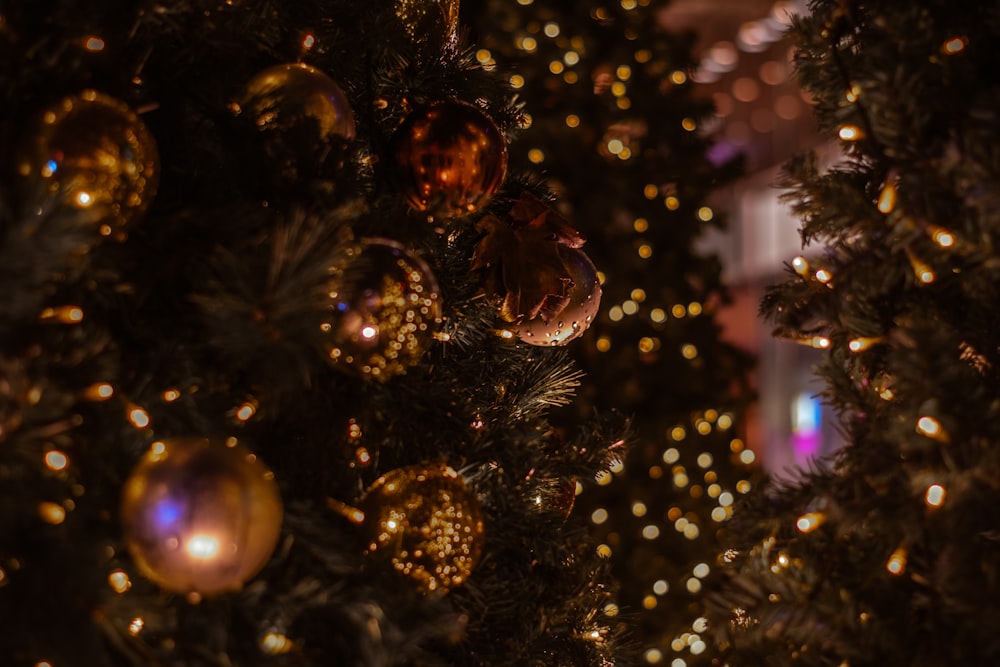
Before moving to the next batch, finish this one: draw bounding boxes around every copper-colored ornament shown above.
[17,90,159,231]
[389,100,507,218]
[361,464,484,594]
[325,238,442,380]
[235,63,356,178]
[120,437,283,596]
[393,0,460,47]
[513,246,601,346]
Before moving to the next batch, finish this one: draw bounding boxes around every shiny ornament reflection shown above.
[325,238,441,380]
[18,90,159,231]
[393,0,460,46]
[120,437,282,596]
[362,464,484,594]
[514,247,601,346]
[235,63,355,176]
[389,100,507,218]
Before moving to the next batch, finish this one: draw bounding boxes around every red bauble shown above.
[389,100,508,218]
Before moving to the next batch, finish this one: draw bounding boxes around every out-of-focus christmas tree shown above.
[708,1,1000,665]
[466,1,757,664]
[0,1,637,665]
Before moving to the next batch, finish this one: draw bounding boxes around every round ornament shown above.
[234,63,356,177]
[361,464,484,594]
[389,100,508,218]
[325,238,442,380]
[514,246,601,346]
[120,437,283,596]
[17,90,159,231]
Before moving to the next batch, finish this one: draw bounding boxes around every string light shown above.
[838,125,863,140]
[917,415,948,442]
[931,227,955,247]
[261,632,293,655]
[798,336,830,349]
[44,451,69,471]
[877,181,897,213]
[906,248,936,284]
[942,36,967,54]
[925,484,946,508]
[39,306,84,324]
[235,401,257,422]
[848,337,882,352]
[38,502,66,525]
[108,569,131,593]
[796,511,825,533]
[128,617,145,636]
[127,406,151,429]
[886,546,907,575]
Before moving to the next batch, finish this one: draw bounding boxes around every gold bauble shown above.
[234,63,356,178]
[17,90,159,231]
[120,437,283,596]
[325,238,442,381]
[362,464,484,594]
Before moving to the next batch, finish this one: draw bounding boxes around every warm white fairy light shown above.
[796,511,825,533]
[886,547,907,575]
[44,451,69,471]
[925,484,946,507]
[877,181,897,213]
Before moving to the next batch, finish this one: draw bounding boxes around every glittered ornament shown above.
[393,0,459,47]
[234,63,356,178]
[389,100,507,218]
[17,90,159,231]
[120,437,283,596]
[514,246,601,346]
[361,464,484,594]
[324,238,442,380]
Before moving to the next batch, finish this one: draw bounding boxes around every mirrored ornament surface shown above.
[389,100,507,218]
[362,464,484,595]
[17,90,159,231]
[393,0,459,47]
[514,246,601,346]
[120,437,283,596]
[325,238,442,380]
[235,63,356,178]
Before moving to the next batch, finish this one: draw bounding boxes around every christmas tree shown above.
[708,1,1000,665]
[0,1,635,665]
[466,1,756,664]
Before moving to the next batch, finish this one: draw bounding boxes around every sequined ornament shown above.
[234,63,356,178]
[389,100,507,218]
[514,246,601,346]
[17,90,159,231]
[393,0,460,47]
[325,238,442,380]
[120,437,283,596]
[362,464,484,594]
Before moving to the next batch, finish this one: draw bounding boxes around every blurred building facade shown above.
[664,0,845,475]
